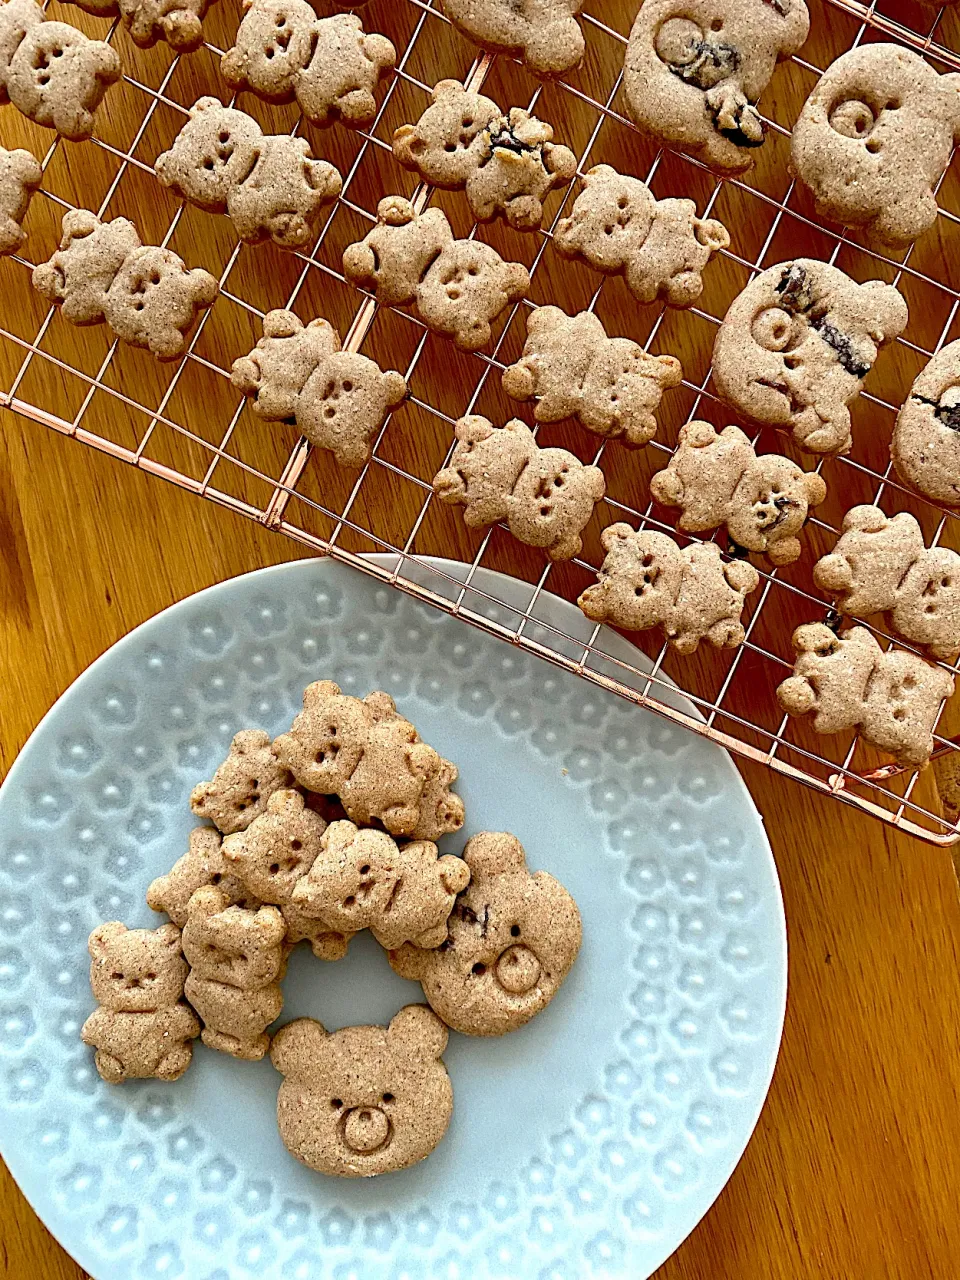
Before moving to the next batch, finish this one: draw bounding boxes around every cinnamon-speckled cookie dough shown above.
[433,415,605,561]
[649,420,827,565]
[0,145,39,255]
[440,0,584,78]
[502,306,682,447]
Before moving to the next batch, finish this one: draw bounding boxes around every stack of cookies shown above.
[80,681,582,1179]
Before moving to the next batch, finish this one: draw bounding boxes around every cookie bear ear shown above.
[388,1004,448,1058]
[382,370,408,409]
[463,831,526,878]
[88,921,127,958]
[270,1018,328,1077]
[185,886,225,920]
[433,79,465,104]
[802,470,827,509]
[156,922,184,949]
[267,788,305,818]
[302,680,342,708]
[191,95,223,118]
[232,729,271,756]
[863,281,908,342]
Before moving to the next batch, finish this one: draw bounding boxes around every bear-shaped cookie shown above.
[440,0,584,78]
[0,145,40,255]
[390,833,581,1036]
[777,622,954,767]
[221,3,395,128]
[231,310,408,469]
[554,165,730,306]
[578,524,760,653]
[432,415,605,561]
[182,886,285,1059]
[892,340,960,507]
[649,421,826,565]
[155,97,342,251]
[32,210,218,359]
[624,0,810,174]
[66,0,211,51]
[273,682,465,841]
[81,922,200,1083]
[393,80,576,231]
[147,825,260,927]
[712,259,908,455]
[813,505,960,661]
[502,306,683,447]
[0,0,121,140]
[791,45,960,250]
[221,787,328,905]
[342,196,529,351]
[271,1005,453,1176]
[290,820,471,950]
[190,729,294,836]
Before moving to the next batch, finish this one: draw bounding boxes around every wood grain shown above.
[2,0,960,1274]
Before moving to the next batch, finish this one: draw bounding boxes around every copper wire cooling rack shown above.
[3,0,960,843]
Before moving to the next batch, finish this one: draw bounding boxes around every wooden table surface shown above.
[2,0,960,1275]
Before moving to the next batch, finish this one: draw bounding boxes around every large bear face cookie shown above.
[389,832,582,1036]
[712,259,908,455]
[791,44,960,250]
[270,1006,453,1176]
[624,0,810,173]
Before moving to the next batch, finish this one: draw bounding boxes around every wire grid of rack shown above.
[2,0,960,843]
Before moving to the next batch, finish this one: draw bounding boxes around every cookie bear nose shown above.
[495,943,541,994]
[343,1106,391,1154]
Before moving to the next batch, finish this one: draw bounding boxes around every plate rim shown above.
[0,553,787,1280]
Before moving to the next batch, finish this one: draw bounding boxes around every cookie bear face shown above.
[393,80,501,187]
[712,259,908,455]
[298,351,407,467]
[624,0,809,173]
[272,680,371,796]
[270,1006,453,1176]
[390,832,582,1036]
[415,239,529,351]
[791,45,960,249]
[182,886,286,987]
[221,0,317,100]
[508,445,606,559]
[6,19,121,140]
[222,788,327,904]
[89,921,188,1013]
[725,453,828,552]
[555,166,656,274]
[440,0,585,78]
[155,97,262,209]
[190,729,294,836]
[103,244,218,359]
[580,526,686,633]
[291,820,470,950]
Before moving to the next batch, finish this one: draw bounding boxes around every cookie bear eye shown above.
[655,18,703,69]
[752,307,795,352]
[331,1098,342,1109]
[828,99,876,140]
[111,971,123,980]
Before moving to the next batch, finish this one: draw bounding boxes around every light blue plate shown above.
[0,556,786,1280]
